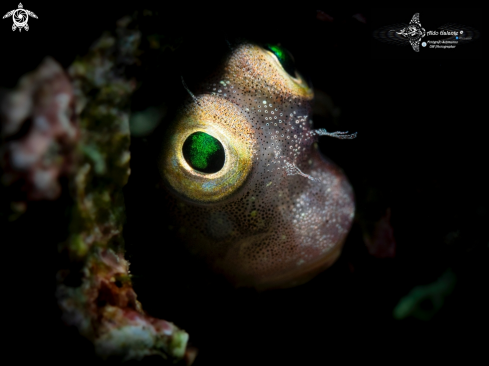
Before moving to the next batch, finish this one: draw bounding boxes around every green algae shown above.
[393,269,457,321]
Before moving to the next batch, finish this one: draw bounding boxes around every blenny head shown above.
[159,42,355,290]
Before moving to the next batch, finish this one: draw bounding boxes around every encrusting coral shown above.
[0,15,195,365]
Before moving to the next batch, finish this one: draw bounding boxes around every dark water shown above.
[3,6,487,366]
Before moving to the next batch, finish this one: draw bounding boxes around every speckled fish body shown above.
[159,42,354,290]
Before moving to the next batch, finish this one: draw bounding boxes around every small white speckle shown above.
[34,116,49,131]
[34,169,54,190]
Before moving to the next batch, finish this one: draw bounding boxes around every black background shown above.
[2,5,487,366]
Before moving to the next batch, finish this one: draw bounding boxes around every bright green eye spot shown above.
[265,44,297,78]
[182,132,225,173]
[267,44,285,61]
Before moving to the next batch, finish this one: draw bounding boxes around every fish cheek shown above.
[216,148,355,290]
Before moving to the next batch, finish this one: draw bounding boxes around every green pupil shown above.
[265,44,297,78]
[267,44,285,62]
[182,132,225,173]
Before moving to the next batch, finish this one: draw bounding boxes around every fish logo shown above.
[3,3,38,32]
[395,13,426,52]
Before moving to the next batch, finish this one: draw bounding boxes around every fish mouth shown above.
[218,225,348,291]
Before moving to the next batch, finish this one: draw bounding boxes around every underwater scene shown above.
[1,6,486,366]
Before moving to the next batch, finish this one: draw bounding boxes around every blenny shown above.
[159,42,355,290]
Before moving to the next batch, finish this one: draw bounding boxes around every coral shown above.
[1,14,195,365]
[0,57,78,203]
[363,208,396,258]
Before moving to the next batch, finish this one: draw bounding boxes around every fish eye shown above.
[260,43,312,97]
[159,95,255,203]
[182,132,225,173]
[264,44,297,78]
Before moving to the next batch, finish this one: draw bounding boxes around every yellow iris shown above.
[159,94,255,203]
